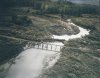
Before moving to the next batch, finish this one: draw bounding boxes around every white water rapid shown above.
[4,20,89,78]
[53,22,89,40]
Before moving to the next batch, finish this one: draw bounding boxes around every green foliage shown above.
[0,0,99,16]
[40,16,100,78]
[38,2,98,16]
[0,37,23,64]
[12,15,31,26]
[72,17,100,30]
[0,0,100,77]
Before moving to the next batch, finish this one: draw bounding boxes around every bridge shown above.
[0,34,89,52]
[24,42,63,52]
[0,35,63,52]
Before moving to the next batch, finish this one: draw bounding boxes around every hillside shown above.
[41,16,100,78]
[0,0,100,78]
[67,0,99,6]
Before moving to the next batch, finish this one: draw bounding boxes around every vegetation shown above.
[12,15,32,26]
[72,16,100,30]
[0,0,99,16]
[0,0,100,78]
[41,16,100,78]
[0,36,23,64]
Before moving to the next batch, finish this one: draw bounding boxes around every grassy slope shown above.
[0,8,65,64]
[41,15,100,78]
[0,36,23,64]
[0,7,53,64]
[0,4,100,78]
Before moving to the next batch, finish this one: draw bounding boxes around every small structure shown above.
[24,42,63,52]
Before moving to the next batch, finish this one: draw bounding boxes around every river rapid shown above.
[2,21,89,78]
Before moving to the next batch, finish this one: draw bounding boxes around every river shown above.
[2,21,89,78]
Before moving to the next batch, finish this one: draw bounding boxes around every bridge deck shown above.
[24,42,63,52]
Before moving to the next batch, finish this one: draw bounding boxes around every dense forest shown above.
[0,0,99,26]
[0,0,99,15]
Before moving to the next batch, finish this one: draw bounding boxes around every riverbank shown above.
[40,15,100,78]
[0,14,100,78]
[0,15,81,65]
[2,18,89,78]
